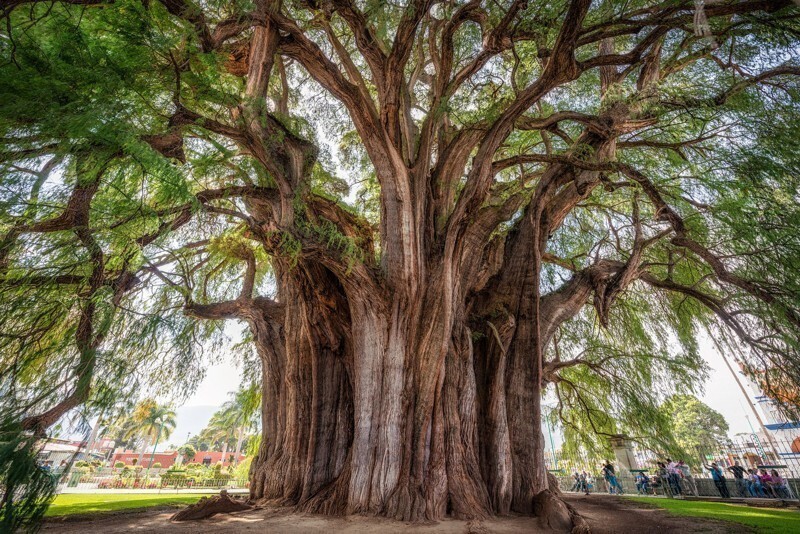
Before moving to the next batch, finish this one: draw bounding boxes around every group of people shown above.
[569,471,594,495]
[719,461,792,498]
[633,458,696,496]
[569,461,625,496]
[568,459,794,500]
[37,459,68,478]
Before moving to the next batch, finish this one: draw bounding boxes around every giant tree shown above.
[2,0,800,530]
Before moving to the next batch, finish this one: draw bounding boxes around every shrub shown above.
[114,461,125,468]
[151,462,162,469]
[178,444,196,463]
[234,457,251,481]
[160,468,188,485]
[74,461,89,468]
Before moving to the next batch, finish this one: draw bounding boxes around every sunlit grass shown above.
[45,493,205,517]
[625,496,800,533]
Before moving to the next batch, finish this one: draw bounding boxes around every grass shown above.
[625,496,800,533]
[45,493,206,518]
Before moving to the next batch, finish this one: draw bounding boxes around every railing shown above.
[544,434,800,501]
[61,473,249,491]
[553,473,798,500]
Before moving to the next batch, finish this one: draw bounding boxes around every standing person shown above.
[570,472,580,492]
[666,458,682,496]
[579,471,590,495]
[678,461,697,496]
[703,462,730,498]
[602,460,624,495]
[727,461,747,497]
[656,462,670,495]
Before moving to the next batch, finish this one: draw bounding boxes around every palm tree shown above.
[219,385,260,464]
[121,400,177,465]
[196,385,261,465]
[200,411,237,463]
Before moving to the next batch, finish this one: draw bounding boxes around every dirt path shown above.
[41,494,746,533]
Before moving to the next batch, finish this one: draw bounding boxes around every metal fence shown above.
[544,434,800,501]
[58,468,249,491]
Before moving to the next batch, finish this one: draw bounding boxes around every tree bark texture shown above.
[152,0,795,529]
[243,247,579,525]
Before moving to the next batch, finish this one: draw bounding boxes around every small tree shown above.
[178,445,196,464]
[661,395,730,459]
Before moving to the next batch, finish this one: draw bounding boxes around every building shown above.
[111,449,246,468]
[36,437,116,465]
[738,365,800,468]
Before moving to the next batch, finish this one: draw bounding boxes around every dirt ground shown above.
[41,494,746,533]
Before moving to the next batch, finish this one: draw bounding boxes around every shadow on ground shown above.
[41,494,746,533]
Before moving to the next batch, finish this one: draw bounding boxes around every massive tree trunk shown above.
[243,248,575,527]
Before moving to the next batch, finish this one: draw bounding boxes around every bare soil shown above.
[41,494,747,533]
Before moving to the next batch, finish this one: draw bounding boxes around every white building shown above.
[739,368,800,469]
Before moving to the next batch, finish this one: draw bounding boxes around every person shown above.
[759,469,775,498]
[656,462,669,495]
[579,471,591,495]
[703,462,730,498]
[602,460,624,495]
[570,472,580,492]
[666,458,682,496]
[748,468,765,497]
[727,461,747,497]
[635,472,651,495]
[769,470,789,499]
[678,461,697,496]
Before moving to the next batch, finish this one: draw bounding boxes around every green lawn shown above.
[45,493,206,518]
[625,496,800,533]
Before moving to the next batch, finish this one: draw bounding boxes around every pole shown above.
[711,335,782,462]
[544,412,558,469]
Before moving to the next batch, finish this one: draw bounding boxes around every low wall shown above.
[555,473,800,500]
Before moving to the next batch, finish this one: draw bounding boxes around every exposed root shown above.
[464,519,490,534]
[566,502,591,534]
[170,490,252,521]
[533,489,587,533]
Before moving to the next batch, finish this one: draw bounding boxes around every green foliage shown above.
[0,0,798,527]
[191,385,260,456]
[234,456,251,481]
[548,293,707,455]
[178,444,197,463]
[660,394,730,458]
[0,423,56,532]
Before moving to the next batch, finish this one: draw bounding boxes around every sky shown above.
[164,328,767,451]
